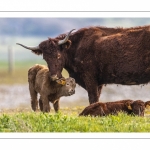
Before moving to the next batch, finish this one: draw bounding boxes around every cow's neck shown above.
[63,48,76,74]
[63,48,86,89]
[63,50,74,75]
[62,33,87,88]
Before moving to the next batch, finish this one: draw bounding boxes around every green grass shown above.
[0,108,150,132]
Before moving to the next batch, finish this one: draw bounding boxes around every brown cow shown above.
[28,64,76,112]
[17,25,150,106]
[79,100,145,117]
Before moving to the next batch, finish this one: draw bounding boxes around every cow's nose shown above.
[51,74,58,81]
[71,78,75,82]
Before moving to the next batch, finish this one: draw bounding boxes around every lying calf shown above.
[79,99,145,117]
[28,64,76,112]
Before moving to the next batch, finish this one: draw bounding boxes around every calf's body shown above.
[28,64,76,112]
[79,100,145,117]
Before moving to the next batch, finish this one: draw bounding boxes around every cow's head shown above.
[126,100,145,116]
[16,29,75,81]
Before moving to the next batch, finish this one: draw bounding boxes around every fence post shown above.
[8,46,14,74]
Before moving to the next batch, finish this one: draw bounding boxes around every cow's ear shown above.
[61,40,72,50]
[31,50,43,55]
[125,102,132,110]
[56,78,66,85]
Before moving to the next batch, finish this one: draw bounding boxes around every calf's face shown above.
[57,77,76,96]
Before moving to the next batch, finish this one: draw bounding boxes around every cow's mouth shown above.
[51,74,59,81]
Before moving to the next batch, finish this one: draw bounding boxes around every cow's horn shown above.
[16,43,40,51]
[58,29,75,45]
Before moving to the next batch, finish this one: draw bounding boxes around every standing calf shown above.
[28,64,76,113]
[79,100,145,117]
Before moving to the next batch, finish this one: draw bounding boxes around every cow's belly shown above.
[101,71,150,85]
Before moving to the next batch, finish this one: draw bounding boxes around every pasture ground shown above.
[0,108,150,132]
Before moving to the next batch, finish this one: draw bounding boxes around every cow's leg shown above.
[29,84,38,111]
[98,85,103,99]
[85,81,103,104]
[53,99,60,112]
[41,96,50,113]
[39,96,43,111]
[88,86,102,104]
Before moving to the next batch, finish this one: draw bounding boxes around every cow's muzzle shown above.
[51,74,59,81]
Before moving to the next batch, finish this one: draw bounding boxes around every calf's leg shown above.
[41,95,51,112]
[29,84,38,111]
[53,99,60,112]
[39,96,43,111]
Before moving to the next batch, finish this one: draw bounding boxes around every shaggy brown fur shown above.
[28,64,76,112]
[17,25,150,105]
[79,99,145,117]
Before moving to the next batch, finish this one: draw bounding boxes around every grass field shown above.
[0,109,150,132]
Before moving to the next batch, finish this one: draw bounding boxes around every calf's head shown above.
[56,77,76,96]
[145,101,150,109]
[126,100,145,116]
[16,29,75,81]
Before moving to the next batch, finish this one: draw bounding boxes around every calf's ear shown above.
[125,102,132,110]
[56,78,66,85]
[145,101,150,107]
[145,104,150,109]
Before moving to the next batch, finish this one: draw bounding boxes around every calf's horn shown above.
[58,29,75,45]
[16,43,40,51]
